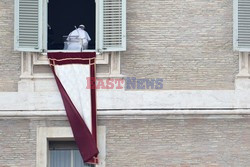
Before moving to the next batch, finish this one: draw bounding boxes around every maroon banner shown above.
[48,52,98,164]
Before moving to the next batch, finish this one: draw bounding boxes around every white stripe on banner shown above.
[55,64,92,132]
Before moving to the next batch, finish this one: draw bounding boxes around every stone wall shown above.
[0,0,239,91]
[1,116,250,166]
[0,0,21,92]
[122,0,238,90]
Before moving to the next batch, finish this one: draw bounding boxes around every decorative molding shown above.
[1,109,250,118]
[97,52,109,64]
[36,126,106,167]
[33,52,109,65]
[18,51,123,92]
[235,52,250,90]
[236,52,250,78]
[33,53,50,65]
[1,90,250,111]
[235,78,250,90]
[20,52,33,78]
[110,52,121,75]
[18,52,35,92]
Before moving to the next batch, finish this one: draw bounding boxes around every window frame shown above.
[36,127,106,167]
[45,0,96,52]
[15,0,126,53]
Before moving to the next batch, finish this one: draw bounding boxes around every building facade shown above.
[1,0,250,166]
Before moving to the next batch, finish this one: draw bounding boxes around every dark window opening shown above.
[48,0,96,50]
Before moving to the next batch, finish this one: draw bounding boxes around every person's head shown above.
[79,24,85,30]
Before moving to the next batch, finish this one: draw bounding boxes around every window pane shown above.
[73,150,95,167]
[50,150,71,167]
[49,141,95,167]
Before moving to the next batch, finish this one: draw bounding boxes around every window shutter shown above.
[97,0,126,52]
[234,0,250,52]
[14,0,43,52]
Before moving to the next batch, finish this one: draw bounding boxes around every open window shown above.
[14,0,126,52]
[48,0,95,50]
[233,0,250,52]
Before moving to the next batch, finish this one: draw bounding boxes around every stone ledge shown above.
[1,109,250,118]
[0,90,250,111]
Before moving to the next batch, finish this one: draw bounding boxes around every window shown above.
[49,141,94,167]
[36,127,106,167]
[48,0,96,50]
[14,0,126,52]
[233,0,250,52]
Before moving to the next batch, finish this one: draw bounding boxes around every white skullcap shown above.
[79,24,85,29]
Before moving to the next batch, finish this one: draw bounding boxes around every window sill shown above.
[46,49,96,53]
[36,52,108,65]
[32,73,124,79]
[19,51,122,92]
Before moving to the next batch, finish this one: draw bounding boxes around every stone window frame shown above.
[16,0,126,92]
[235,52,250,90]
[14,0,126,53]
[36,126,106,167]
[18,52,123,92]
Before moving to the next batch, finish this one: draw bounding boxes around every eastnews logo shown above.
[86,77,163,89]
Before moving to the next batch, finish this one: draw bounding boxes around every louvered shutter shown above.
[14,0,43,52]
[97,0,126,52]
[234,0,250,51]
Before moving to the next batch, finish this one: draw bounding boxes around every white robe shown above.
[65,28,91,51]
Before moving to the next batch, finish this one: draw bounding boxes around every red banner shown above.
[48,52,98,164]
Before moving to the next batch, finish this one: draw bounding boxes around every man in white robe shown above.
[65,25,91,51]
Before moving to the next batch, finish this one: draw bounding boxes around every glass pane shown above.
[73,150,95,167]
[50,150,71,167]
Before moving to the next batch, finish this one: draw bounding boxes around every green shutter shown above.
[97,0,126,52]
[234,0,250,52]
[14,0,43,52]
